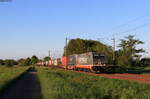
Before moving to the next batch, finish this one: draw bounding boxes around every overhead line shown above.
[111,12,150,30]
[105,22,150,39]
[115,22,150,35]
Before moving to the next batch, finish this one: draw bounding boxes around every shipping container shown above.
[57,58,62,65]
[51,60,54,65]
[48,60,52,66]
[53,59,57,66]
[45,61,49,66]
[77,52,93,65]
[53,58,62,66]
[41,62,45,66]
[68,55,77,66]
[61,56,68,66]
[68,55,77,69]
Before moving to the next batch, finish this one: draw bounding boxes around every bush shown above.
[31,56,39,65]
[0,59,4,66]
[4,59,18,67]
[18,58,31,66]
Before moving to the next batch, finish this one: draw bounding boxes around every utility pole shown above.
[112,37,116,65]
[48,50,51,61]
[48,50,50,58]
[65,37,68,70]
[65,37,68,56]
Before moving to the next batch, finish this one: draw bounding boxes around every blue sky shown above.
[0,0,150,59]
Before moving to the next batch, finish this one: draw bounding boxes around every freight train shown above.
[37,52,107,72]
[37,58,61,66]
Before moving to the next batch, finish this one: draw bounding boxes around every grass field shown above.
[141,67,150,74]
[37,67,150,99]
[0,66,29,94]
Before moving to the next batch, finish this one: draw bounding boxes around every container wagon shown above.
[53,58,62,66]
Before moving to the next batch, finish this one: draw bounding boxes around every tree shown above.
[44,56,51,61]
[18,58,25,66]
[65,38,86,55]
[4,59,18,67]
[0,59,4,66]
[31,55,39,65]
[18,58,31,66]
[140,58,150,66]
[64,38,113,64]
[24,58,31,66]
[117,35,145,67]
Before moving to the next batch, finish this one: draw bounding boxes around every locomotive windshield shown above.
[93,54,106,65]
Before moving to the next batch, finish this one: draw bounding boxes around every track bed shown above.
[75,71,150,84]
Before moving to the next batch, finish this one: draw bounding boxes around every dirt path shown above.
[73,70,150,84]
[99,73,150,84]
[0,68,43,99]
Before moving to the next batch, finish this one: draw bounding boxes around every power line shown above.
[106,22,150,39]
[115,22,150,36]
[104,12,150,40]
[111,12,150,30]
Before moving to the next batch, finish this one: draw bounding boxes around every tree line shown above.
[64,35,146,67]
[0,55,52,67]
[0,55,39,67]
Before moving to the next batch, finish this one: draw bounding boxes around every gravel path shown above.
[74,70,150,84]
[0,68,43,99]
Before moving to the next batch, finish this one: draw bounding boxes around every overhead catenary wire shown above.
[115,22,150,35]
[103,11,150,40]
[105,21,150,40]
[111,12,150,30]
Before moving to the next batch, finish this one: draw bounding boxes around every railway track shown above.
[74,71,150,84]
[99,74,150,84]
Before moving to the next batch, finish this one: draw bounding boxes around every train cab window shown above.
[93,55,105,59]
[93,54,105,65]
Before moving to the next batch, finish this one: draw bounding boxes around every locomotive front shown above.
[92,53,107,72]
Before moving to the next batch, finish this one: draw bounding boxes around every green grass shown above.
[126,66,150,74]
[37,67,150,99]
[103,66,150,74]
[141,67,150,75]
[0,66,29,94]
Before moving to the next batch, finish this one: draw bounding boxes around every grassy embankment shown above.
[0,66,29,94]
[102,66,150,74]
[141,67,150,74]
[37,67,150,99]
[122,66,150,74]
